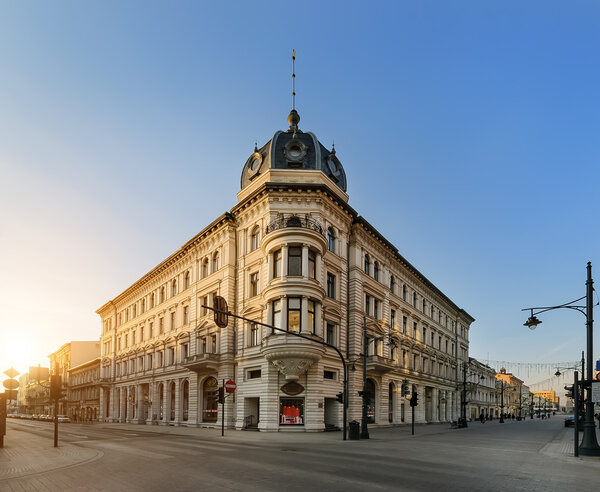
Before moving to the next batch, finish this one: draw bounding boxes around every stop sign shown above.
[224,380,237,393]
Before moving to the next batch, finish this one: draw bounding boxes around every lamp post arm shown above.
[522,296,588,318]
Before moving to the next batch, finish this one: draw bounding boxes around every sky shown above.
[1,1,599,392]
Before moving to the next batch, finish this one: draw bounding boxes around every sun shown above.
[2,337,32,374]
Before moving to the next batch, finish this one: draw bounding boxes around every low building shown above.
[68,357,101,422]
[18,372,50,416]
[532,390,558,414]
[466,358,496,420]
[496,368,524,418]
[49,341,100,415]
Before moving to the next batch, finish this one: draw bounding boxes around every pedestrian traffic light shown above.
[335,391,344,404]
[564,385,574,399]
[402,381,410,397]
[217,386,224,404]
[410,392,419,407]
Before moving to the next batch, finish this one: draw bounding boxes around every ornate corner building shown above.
[97,108,474,431]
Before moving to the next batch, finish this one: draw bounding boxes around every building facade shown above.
[49,341,100,415]
[496,368,525,418]
[68,358,101,422]
[466,358,497,420]
[97,108,474,431]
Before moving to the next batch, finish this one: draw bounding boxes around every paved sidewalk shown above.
[0,426,102,481]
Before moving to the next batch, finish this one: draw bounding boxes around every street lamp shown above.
[358,317,397,439]
[498,379,505,423]
[522,262,600,456]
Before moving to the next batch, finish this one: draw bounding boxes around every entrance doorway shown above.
[244,397,259,429]
[324,398,339,429]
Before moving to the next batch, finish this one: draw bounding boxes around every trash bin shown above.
[349,420,360,440]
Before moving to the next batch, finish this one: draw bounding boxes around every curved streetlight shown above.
[522,262,600,456]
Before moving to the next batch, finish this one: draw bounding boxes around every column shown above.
[316,303,323,338]
[137,385,143,423]
[282,245,289,277]
[267,252,273,281]
[431,387,439,423]
[281,296,288,332]
[301,244,309,278]
[301,296,308,333]
[414,384,427,423]
[174,379,181,424]
[99,387,105,421]
[315,253,322,283]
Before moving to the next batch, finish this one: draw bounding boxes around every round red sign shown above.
[224,380,237,393]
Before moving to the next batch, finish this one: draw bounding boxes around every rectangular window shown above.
[248,369,262,379]
[140,327,144,342]
[288,297,301,332]
[272,299,282,329]
[202,295,209,316]
[149,322,153,338]
[170,311,176,330]
[326,323,335,346]
[288,246,302,276]
[423,328,427,344]
[183,306,189,324]
[308,250,316,278]
[391,309,396,330]
[182,343,188,360]
[202,337,207,354]
[273,250,282,278]
[250,323,259,346]
[250,272,259,297]
[307,300,315,333]
[148,354,153,369]
[438,335,441,349]
[374,299,379,319]
[169,348,175,365]
[211,334,217,353]
[327,273,336,298]
[365,294,371,315]
[159,317,164,334]
[403,316,407,334]
[413,321,417,337]
[159,351,164,366]
[323,370,336,380]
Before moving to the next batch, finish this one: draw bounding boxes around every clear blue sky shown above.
[1,1,599,387]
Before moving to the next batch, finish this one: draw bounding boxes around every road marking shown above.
[66,434,88,438]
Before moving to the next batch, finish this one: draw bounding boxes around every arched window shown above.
[250,226,260,251]
[286,216,301,227]
[169,382,176,421]
[327,227,336,253]
[364,254,370,275]
[373,261,379,281]
[202,258,209,278]
[160,287,165,303]
[182,380,189,422]
[184,271,190,290]
[212,252,219,273]
[203,377,218,423]
[172,279,177,296]
[390,275,395,293]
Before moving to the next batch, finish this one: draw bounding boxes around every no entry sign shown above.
[224,380,237,393]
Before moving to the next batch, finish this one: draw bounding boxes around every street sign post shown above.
[592,382,600,403]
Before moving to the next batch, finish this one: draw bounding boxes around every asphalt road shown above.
[3,417,599,491]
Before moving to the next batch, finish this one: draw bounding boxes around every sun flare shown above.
[3,337,32,373]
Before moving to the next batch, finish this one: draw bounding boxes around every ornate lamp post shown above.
[522,262,600,456]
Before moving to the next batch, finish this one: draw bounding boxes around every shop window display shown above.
[280,397,304,425]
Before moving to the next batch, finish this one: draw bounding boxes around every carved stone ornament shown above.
[281,382,305,396]
[261,335,326,382]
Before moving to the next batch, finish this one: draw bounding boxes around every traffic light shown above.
[335,391,344,404]
[410,392,419,407]
[402,381,410,398]
[217,386,224,404]
[564,385,574,399]
[213,295,229,328]
[358,390,372,405]
[50,374,62,400]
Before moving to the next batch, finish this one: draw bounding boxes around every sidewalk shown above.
[0,425,102,481]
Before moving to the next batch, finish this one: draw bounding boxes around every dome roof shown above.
[241,110,347,192]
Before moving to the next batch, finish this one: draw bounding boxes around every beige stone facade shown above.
[68,357,100,422]
[97,111,474,431]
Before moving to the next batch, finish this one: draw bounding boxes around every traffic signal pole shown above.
[206,300,349,440]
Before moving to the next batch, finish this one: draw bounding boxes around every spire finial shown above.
[292,49,296,110]
[254,141,258,152]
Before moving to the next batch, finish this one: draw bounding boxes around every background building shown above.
[496,368,525,418]
[97,108,474,431]
[467,358,497,420]
[49,341,100,415]
[68,357,101,422]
